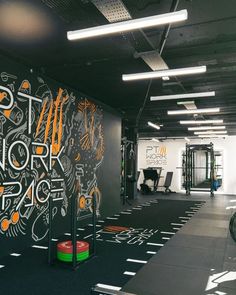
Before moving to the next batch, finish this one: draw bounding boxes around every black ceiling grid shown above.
[0,0,235,137]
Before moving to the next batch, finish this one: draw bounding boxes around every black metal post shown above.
[92,194,97,255]
[72,192,77,270]
[48,171,53,265]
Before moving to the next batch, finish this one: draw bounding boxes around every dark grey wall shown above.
[0,55,121,258]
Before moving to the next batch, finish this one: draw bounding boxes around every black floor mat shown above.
[0,199,204,295]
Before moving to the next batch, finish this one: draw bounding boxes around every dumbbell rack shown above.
[48,190,97,270]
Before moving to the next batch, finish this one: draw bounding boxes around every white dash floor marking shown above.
[0,265,5,269]
[162,237,170,240]
[96,284,121,291]
[147,243,164,247]
[83,234,93,239]
[173,227,181,230]
[161,231,175,235]
[185,211,195,214]
[10,253,21,257]
[133,208,142,210]
[181,220,188,223]
[32,245,48,250]
[171,223,183,226]
[179,217,191,220]
[51,239,59,242]
[64,233,71,236]
[98,220,105,223]
[106,217,118,220]
[124,271,136,276]
[78,228,85,231]
[120,212,131,215]
[146,251,157,254]
[126,259,147,264]
[114,214,120,217]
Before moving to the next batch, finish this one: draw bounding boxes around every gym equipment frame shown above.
[184,143,215,197]
[48,190,97,270]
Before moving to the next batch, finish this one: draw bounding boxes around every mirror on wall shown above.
[181,150,223,190]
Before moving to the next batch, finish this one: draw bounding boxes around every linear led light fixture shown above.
[198,135,228,138]
[188,126,225,131]
[168,107,220,115]
[123,65,206,81]
[180,119,223,124]
[194,131,227,135]
[148,121,160,130]
[152,138,160,142]
[185,137,190,142]
[67,10,188,40]
[150,91,215,101]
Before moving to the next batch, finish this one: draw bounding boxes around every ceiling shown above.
[1,0,236,139]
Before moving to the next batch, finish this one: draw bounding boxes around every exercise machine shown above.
[184,143,215,197]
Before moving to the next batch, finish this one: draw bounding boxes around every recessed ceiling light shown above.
[168,107,220,115]
[148,121,160,130]
[188,126,226,131]
[150,91,215,101]
[67,9,188,40]
[122,66,206,81]
[194,130,227,135]
[180,120,223,124]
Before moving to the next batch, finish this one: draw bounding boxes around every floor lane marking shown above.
[126,259,147,264]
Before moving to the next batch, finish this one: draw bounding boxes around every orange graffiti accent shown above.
[75,153,81,161]
[103,225,129,233]
[11,211,19,224]
[3,109,12,118]
[13,159,20,167]
[1,219,10,232]
[52,90,68,155]
[0,91,7,102]
[0,186,4,194]
[159,146,167,157]
[21,81,30,90]
[96,125,105,160]
[79,195,86,210]
[44,99,53,143]
[80,133,91,150]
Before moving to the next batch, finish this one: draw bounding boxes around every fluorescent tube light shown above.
[180,120,223,124]
[194,131,227,135]
[67,10,188,40]
[198,135,228,138]
[148,121,160,130]
[188,126,225,131]
[185,137,190,142]
[168,107,220,115]
[123,66,206,81]
[150,91,215,101]
[152,138,160,142]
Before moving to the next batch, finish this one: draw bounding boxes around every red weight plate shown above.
[57,240,89,254]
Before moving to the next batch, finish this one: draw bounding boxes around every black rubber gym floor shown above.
[0,199,204,295]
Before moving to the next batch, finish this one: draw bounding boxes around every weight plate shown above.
[57,240,89,254]
[57,251,89,262]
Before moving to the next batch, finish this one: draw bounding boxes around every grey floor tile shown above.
[166,233,227,250]
[149,245,224,270]
[180,225,228,238]
[122,263,210,295]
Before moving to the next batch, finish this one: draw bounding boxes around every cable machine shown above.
[121,137,137,205]
[184,143,215,197]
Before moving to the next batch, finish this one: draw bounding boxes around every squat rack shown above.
[48,189,97,270]
[185,143,215,197]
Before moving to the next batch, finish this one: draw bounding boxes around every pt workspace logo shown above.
[98,225,157,246]
[0,72,105,240]
[145,145,167,166]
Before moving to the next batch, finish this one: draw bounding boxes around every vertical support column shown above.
[210,143,214,197]
[92,194,97,255]
[72,192,77,270]
[48,170,53,265]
